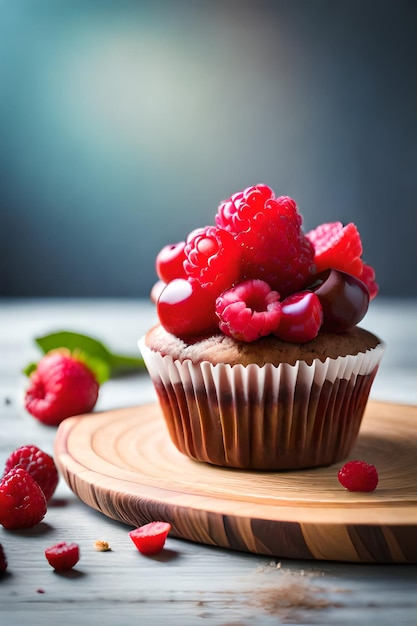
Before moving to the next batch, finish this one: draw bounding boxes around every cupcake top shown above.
[145,323,381,366]
[151,184,379,345]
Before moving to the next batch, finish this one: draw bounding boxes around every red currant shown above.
[155,242,187,283]
[157,278,219,338]
[273,291,323,342]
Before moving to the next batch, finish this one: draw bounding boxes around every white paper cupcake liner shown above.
[138,336,385,470]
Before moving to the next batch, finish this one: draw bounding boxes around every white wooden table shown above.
[1,297,417,626]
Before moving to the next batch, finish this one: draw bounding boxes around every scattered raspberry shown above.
[0,543,7,573]
[215,279,282,342]
[306,221,363,277]
[4,445,59,502]
[359,263,379,300]
[24,349,100,426]
[45,542,80,571]
[337,460,379,492]
[129,521,171,556]
[0,467,47,529]
[183,225,241,296]
[94,540,111,552]
[215,185,316,296]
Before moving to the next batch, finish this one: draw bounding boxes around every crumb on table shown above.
[94,540,111,552]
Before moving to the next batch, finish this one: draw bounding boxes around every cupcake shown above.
[140,184,384,470]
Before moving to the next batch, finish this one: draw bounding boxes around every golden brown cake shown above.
[145,323,380,366]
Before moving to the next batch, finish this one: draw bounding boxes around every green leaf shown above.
[108,353,145,374]
[32,330,145,382]
[35,331,112,362]
[23,362,38,377]
[76,352,111,385]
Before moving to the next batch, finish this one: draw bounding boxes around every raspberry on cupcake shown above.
[141,184,384,470]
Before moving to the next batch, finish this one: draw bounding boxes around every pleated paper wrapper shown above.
[139,337,385,470]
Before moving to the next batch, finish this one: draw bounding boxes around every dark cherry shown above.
[312,269,370,332]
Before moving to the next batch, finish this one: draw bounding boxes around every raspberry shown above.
[216,183,275,234]
[4,445,59,502]
[24,349,100,426]
[337,460,379,492]
[359,263,379,300]
[129,521,171,556]
[0,467,47,529]
[215,279,282,342]
[216,185,315,296]
[274,291,323,342]
[183,226,241,296]
[0,543,7,573]
[45,542,80,571]
[306,221,363,277]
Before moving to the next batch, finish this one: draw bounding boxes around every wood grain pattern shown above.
[54,400,417,563]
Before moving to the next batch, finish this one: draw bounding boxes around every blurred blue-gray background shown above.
[1,0,416,298]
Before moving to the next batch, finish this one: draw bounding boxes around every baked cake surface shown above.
[145,324,381,367]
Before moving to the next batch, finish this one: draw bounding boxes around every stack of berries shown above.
[154,184,378,342]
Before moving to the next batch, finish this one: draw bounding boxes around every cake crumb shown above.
[94,540,111,552]
[250,569,345,617]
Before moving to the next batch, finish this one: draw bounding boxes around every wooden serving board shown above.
[54,400,417,563]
